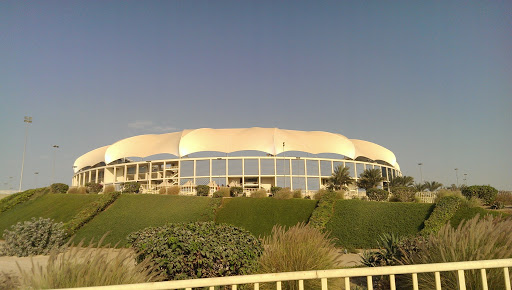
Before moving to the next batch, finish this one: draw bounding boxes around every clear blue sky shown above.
[1,0,511,192]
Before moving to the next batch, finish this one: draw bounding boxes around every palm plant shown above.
[389,176,414,188]
[357,168,384,191]
[425,181,443,192]
[327,165,353,191]
[413,182,428,192]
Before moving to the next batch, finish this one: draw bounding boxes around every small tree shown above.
[230,186,243,197]
[85,182,103,194]
[50,183,69,194]
[327,165,353,191]
[366,188,389,201]
[196,185,210,196]
[122,182,140,193]
[425,181,443,192]
[357,169,384,191]
[389,176,414,188]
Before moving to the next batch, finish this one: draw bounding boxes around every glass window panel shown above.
[307,177,320,191]
[276,158,290,175]
[345,162,355,178]
[260,159,275,175]
[306,160,319,176]
[320,161,332,176]
[381,167,388,179]
[180,178,192,185]
[356,163,365,177]
[211,177,226,187]
[196,160,210,177]
[333,161,343,172]
[212,159,226,176]
[275,176,291,188]
[228,159,243,175]
[180,161,194,177]
[292,177,305,190]
[244,159,259,175]
[196,177,210,186]
[291,159,305,175]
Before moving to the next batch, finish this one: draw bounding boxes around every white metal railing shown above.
[62,258,512,290]
[416,191,438,203]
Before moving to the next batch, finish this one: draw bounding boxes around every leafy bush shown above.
[259,223,342,289]
[128,222,263,280]
[67,187,78,194]
[274,188,293,199]
[196,185,210,196]
[390,186,416,202]
[308,190,342,231]
[325,200,434,248]
[77,186,87,194]
[461,185,498,205]
[19,236,162,288]
[421,195,464,236]
[366,188,389,201]
[85,182,103,194]
[251,189,268,198]
[158,187,167,194]
[496,191,512,205]
[50,183,69,194]
[270,186,282,195]
[103,185,115,193]
[230,186,243,197]
[167,186,180,195]
[0,217,66,257]
[0,188,48,213]
[313,189,329,200]
[213,187,230,198]
[64,192,121,236]
[361,233,406,267]
[401,215,512,289]
[292,189,302,198]
[122,182,140,193]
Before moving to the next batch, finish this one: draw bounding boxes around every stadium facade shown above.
[72,128,402,195]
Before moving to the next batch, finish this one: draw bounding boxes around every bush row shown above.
[420,195,463,236]
[0,188,48,213]
[64,192,121,236]
[308,190,343,230]
[461,185,498,205]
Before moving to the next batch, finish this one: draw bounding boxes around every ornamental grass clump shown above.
[259,223,343,290]
[251,189,268,198]
[19,236,162,288]
[1,217,66,257]
[274,188,293,199]
[128,222,263,280]
[400,215,512,289]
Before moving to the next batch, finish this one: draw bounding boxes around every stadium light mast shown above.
[454,168,459,188]
[418,163,423,183]
[19,116,32,192]
[283,142,286,188]
[52,145,60,184]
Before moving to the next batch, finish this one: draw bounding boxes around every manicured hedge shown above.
[308,190,340,230]
[450,205,504,228]
[215,197,318,238]
[420,195,463,235]
[0,188,49,214]
[325,199,434,248]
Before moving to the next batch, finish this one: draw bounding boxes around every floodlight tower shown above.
[454,168,459,188]
[418,163,423,183]
[19,116,32,192]
[52,145,60,183]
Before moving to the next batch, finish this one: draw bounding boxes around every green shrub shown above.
[64,192,121,236]
[103,185,115,193]
[449,204,502,228]
[490,200,505,210]
[19,236,162,288]
[401,215,512,289]
[325,200,434,248]
[313,189,329,200]
[50,183,69,194]
[67,187,78,194]
[77,186,87,194]
[390,186,416,202]
[122,182,140,193]
[292,189,302,198]
[230,186,243,197]
[251,189,268,198]
[167,186,180,195]
[85,182,103,194]
[274,188,293,199]
[259,223,343,289]
[0,217,66,257]
[158,187,167,194]
[196,185,210,196]
[128,222,263,280]
[361,233,406,267]
[461,185,498,205]
[366,188,389,201]
[421,195,464,236]
[0,188,48,213]
[270,186,282,195]
[213,187,230,198]
[308,190,341,231]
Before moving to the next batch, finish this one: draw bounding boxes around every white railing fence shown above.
[63,258,512,290]
[416,191,438,203]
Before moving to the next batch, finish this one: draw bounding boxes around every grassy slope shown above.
[326,199,434,248]
[450,205,504,228]
[73,195,214,246]
[0,194,101,233]
[215,197,318,238]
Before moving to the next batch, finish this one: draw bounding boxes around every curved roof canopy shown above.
[73,128,400,172]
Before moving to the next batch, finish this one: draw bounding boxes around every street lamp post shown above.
[52,145,60,184]
[454,168,459,188]
[463,173,468,185]
[418,163,423,183]
[34,172,39,188]
[19,116,32,192]
[282,142,286,188]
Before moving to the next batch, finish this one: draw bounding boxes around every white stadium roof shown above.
[73,128,400,173]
